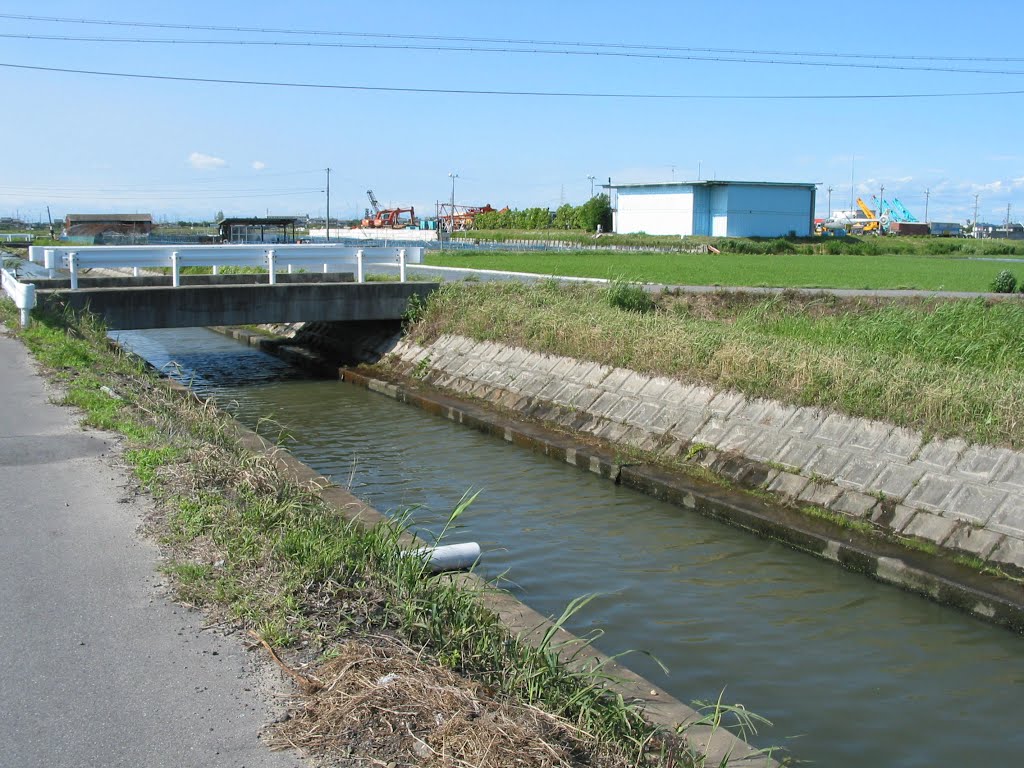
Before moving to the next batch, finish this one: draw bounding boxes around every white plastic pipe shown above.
[411,542,481,574]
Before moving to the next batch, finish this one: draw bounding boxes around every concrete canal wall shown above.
[384,334,1024,578]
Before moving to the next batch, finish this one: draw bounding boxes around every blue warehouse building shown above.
[610,180,818,238]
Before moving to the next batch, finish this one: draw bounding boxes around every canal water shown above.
[114,327,1024,768]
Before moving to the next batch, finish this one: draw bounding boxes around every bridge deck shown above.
[36,279,436,330]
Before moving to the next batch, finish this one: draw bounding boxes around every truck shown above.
[888,222,930,236]
[928,222,962,237]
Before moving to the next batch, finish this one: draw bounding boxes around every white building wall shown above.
[615,186,695,236]
[724,185,813,237]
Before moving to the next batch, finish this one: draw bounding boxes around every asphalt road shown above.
[0,328,306,768]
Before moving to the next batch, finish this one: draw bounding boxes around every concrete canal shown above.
[114,327,1024,767]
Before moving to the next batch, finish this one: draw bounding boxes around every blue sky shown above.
[2,0,1023,225]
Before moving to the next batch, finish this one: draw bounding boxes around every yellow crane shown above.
[856,198,881,232]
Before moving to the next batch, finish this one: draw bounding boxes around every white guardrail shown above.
[26,244,423,289]
[1,267,36,327]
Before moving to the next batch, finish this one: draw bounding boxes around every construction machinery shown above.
[435,202,501,232]
[891,198,919,223]
[361,189,416,228]
[855,198,882,233]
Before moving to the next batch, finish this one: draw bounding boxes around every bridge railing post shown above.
[212,265,220,276]
[171,251,181,287]
[399,249,407,282]
[20,283,34,328]
[267,250,277,285]
[43,248,55,278]
[69,252,78,290]
[356,249,364,283]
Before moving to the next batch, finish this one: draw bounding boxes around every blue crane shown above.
[891,198,919,222]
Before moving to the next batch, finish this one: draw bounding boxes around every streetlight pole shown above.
[587,175,596,198]
[924,188,930,223]
[325,167,331,242]
[448,171,458,241]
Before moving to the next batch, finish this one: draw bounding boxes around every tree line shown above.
[474,195,612,232]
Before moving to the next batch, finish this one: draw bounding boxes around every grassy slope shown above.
[412,282,1024,448]
[427,249,1022,292]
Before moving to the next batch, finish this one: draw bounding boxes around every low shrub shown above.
[990,270,1018,294]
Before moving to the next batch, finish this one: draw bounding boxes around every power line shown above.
[3,12,1022,64]
[5,61,1024,100]
[0,189,322,202]
[3,32,1023,75]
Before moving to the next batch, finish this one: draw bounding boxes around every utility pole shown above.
[924,188,930,223]
[879,184,885,225]
[849,154,855,210]
[325,167,331,242]
[448,171,458,241]
[587,175,596,198]
[1007,203,1012,233]
[827,186,833,218]
[973,194,980,233]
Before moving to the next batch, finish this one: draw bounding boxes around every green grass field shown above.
[428,249,1024,292]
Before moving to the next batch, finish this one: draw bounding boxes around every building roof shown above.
[609,180,819,190]
[218,216,303,227]
[66,213,153,222]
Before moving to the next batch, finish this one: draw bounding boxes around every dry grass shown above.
[269,636,628,768]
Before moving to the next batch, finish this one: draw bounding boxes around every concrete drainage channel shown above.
[162,329,776,767]
[341,367,1024,633]
[214,325,1024,632]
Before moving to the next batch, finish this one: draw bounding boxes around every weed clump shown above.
[605,279,655,313]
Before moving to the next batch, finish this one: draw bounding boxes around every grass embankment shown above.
[0,301,752,768]
[428,248,1024,292]
[411,282,1024,448]
[455,230,1024,257]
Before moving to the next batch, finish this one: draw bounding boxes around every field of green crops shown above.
[428,249,1024,292]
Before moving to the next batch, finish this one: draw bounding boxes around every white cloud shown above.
[251,160,266,170]
[189,152,226,170]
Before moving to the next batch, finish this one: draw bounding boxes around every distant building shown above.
[217,216,303,244]
[974,222,1024,240]
[64,213,153,240]
[610,181,817,238]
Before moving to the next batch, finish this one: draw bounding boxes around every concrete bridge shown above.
[31,273,436,330]
[3,244,435,329]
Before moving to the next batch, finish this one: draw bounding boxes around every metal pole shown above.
[924,189,930,223]
[827,186,833,218]
[588,175,595,198]
[448,172,458,239]
[974,194,980,234]
[325,167,331,243]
